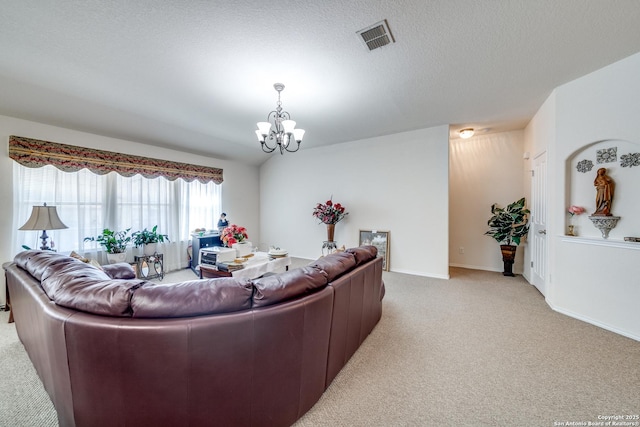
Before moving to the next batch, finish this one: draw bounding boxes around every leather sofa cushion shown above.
[131,278,254,318]
[15,250,91,282]
[42,263,112,300]
[307,252,357,282]
[346,245,378,266]
[13,251,111,299]
[53,277,145,317]
[252,266,328,308]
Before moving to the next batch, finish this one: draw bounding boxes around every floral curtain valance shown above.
[8,135,223,184]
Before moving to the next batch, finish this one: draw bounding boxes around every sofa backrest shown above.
[252,266,328,308]
[12,247,379,319]
[131,278,254,318]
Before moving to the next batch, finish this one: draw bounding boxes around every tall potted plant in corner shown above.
[132,225,169,256]
[84,228,132,264]
[485,197,530,277]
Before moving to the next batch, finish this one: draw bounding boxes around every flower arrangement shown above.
[312,198,349,225]
[221,224,248,247]
[567,205,586,217]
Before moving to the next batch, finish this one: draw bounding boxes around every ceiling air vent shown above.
[357,19,395,51]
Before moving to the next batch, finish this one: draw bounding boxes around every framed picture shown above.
[358,230,390,271]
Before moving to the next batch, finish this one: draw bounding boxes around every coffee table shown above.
[199,252,291,279]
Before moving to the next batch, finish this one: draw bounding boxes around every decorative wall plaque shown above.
[596,147,617,164]
[576,159,594,173]
[620,152,640,168]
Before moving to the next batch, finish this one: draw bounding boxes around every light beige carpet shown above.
[1,265,639,426]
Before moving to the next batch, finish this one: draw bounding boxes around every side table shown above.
[2,262,13,323]
[134,253,164,280]
[322,241,337,256]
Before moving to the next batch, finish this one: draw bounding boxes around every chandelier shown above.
[255,83,305,154]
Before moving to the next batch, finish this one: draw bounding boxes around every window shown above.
[12,163,221,271]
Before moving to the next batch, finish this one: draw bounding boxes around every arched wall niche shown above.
[565,139,640,240]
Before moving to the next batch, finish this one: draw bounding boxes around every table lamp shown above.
[19,203,68,250]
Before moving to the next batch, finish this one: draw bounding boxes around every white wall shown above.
[449,131,526,273]
[527,52,640,340]
[0,115,260,306]
[259,125,450,279]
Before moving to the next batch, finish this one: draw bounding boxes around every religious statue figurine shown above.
[592,167,615,216]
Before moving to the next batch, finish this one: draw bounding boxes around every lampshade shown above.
[19,205,68,231]
[281,120,296,134]
[257,122,272,136]
[293,129,305,142]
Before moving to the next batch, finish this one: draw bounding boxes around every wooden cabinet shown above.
[190,234,222,275]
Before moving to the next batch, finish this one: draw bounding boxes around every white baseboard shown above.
[449,263,503,272]
[389,268,450,280]
[547,302,640,342]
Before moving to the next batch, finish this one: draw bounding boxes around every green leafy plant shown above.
[132,225,169,247]
[84,228,132,254]
[485,198,530,246]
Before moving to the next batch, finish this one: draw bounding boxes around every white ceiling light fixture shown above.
[255,83,305,155]
[459,128,475,139]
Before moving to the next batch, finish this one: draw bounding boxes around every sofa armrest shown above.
[102,262,136,279]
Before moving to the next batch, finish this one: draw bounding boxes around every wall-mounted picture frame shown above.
[359,229,390,271]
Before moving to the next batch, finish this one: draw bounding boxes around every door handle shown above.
[538,230,546,235]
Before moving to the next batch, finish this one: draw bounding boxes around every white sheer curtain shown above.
[12,163,222,271]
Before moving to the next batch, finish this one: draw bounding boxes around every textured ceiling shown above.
[2,0,640,166]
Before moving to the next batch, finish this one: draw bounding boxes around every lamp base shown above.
[39,229,52,251]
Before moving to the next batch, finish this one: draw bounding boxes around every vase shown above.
[143,242,158,256]
[499,245,517,277]
[107,252,127,264]
[326,224,335,242]
[233,241,252,257]
[567,225,575,236]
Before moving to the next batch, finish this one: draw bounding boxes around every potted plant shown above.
[84,228,132,264]
[132,225,169,256]
[485,197,530,276]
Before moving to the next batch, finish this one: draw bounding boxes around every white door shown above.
[531,152,547,296]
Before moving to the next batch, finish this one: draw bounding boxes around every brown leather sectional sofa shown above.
[4,246,385,427]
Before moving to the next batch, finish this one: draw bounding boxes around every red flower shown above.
[221,224,248,247]
[312,197,349,225]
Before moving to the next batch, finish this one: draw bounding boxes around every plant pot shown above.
[499,244,517,277]
[143,243,158,256]
[107,252,127,264]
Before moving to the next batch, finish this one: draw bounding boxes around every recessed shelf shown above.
[560,235,640,250]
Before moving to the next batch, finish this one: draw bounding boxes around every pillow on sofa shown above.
[102,262,136,279]
[131,277,254,318]
[346,245,378,266]
[307,252,357,282]
[252,266,328,308]
[70,251,104,271]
